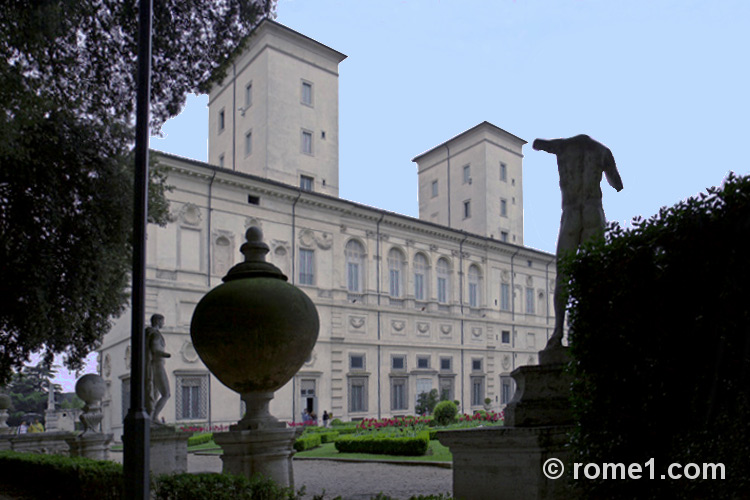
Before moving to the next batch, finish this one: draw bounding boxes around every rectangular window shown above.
[218,153,225,169]
[431,180,438,198]
[244,82,252,108]
[417,355,430,369]
[527,332,536,349]
[501,376,514,405]
[350,354,365,371]
[414,273,424,301]
[300,175,314,192]
[299,248,314,285]
[471,376,485,406]
[500,283,510,311]
[440,357,452,371]
[439,376,454,402]
[392,355,406,371]
[437,277,447,303]
[389,268,400,297]
[349,377,367,412]
[244,131,252,156]
[302,130,313,155]
[501,330,511,344]
[463,165,471,184]
[463,200,471,219]
[472,358,482,372]
[218,109,225,132]
[469,282,478,308]
[500,162,507,181]
[500,198,508,217]
[526,287,535,314]
[500,231,509,243]
[391,377,408,411]
[347,262,360,293]
[301,81,313,106]
[175,374,208,420]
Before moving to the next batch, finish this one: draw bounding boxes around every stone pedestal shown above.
[214,427,302,487]
[0,435,11,451]
[149,427,191,475]
[67,433,114,461]
[439,425,574,500]
[504,348,573,427]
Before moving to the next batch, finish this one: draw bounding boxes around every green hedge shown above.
[566,172,750,499]
[187,432,213,447]
[0,450,123,500]
[293,433,321,452]
[335,431,429,456]
[154,472,300,500]
[318,431,339,443]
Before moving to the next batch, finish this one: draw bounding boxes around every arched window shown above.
[345,240,365,293]
[437,258,451,304]
[413,253,429,302]
[387,248,405,298]
[468,264,482,308]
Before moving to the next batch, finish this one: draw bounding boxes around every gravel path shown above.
[188,454,453,500]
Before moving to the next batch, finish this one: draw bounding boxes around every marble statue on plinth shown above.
[145,314,171,423]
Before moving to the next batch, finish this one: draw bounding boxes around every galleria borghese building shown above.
[98,19,557,437]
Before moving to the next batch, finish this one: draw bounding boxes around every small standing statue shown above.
[533,135,623,351]
[145,314,171,423]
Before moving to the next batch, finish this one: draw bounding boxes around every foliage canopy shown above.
[567,172,750,499]
[0,0,275,384]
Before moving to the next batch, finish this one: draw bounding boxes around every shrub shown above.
[0,450,122,500]
[187,432,213,447]
[335,430,429,456]
[317,431,339,443]
[433,400,458,426]
[330,418,344,426]
[153,472,300,500]
[293,433,321,452]
[567,173,750,499]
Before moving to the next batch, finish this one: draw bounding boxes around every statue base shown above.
[149,426,190,475]
[439,425,574,500]
[66,433,113,461]
[504,346,573,427]
[214,427,303,488]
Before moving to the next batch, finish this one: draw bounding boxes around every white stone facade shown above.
[97,20,557,438]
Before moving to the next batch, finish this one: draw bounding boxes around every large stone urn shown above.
[190,227,319,486]
[66,374,113,460]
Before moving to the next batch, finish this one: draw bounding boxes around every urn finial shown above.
[222,226,287,282]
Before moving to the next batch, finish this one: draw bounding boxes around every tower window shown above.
[301,81,313,106]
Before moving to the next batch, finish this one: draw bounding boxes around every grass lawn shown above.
[294,440,452,462]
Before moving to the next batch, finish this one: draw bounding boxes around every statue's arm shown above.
[532,138,565,155]
[603,149,623,192]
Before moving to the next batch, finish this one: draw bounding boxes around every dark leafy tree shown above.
[416,389,439,416]
[0,0,276,384]
[3,361,61,426]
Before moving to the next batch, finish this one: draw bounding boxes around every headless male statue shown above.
[145,314,171,423]
[533,135,623,350]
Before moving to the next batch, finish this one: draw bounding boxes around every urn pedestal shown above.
[191,228,319,487]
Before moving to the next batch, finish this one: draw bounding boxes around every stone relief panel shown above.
[501,354,512,371]
[501,270,510,283]
[299,229,333,250]
[526,276,534,287]
[125,345,131,370]
[103,353,112,379]
[271,241,290,277]
[416,322,431,337]
[348,315,366,334]
[471,327,483,340]
[180,341,200,363]
[440,324,453,336]
[245,217,262,230]
[390,319,406,336]
[178,203,202,226]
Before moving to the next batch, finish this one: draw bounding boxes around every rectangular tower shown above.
[412,122,526,244]
[208,20,346,197]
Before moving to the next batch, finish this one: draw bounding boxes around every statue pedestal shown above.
[440,425,573,500]
[10,432,74,455]
[67,433,113,461]
[214,427,302,488]
[441,346,575,499]
[504,347,573,427]
[149,426,190,475]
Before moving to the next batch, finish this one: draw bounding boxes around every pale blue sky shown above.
[152,0,750,256]
[57,1,750,392]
